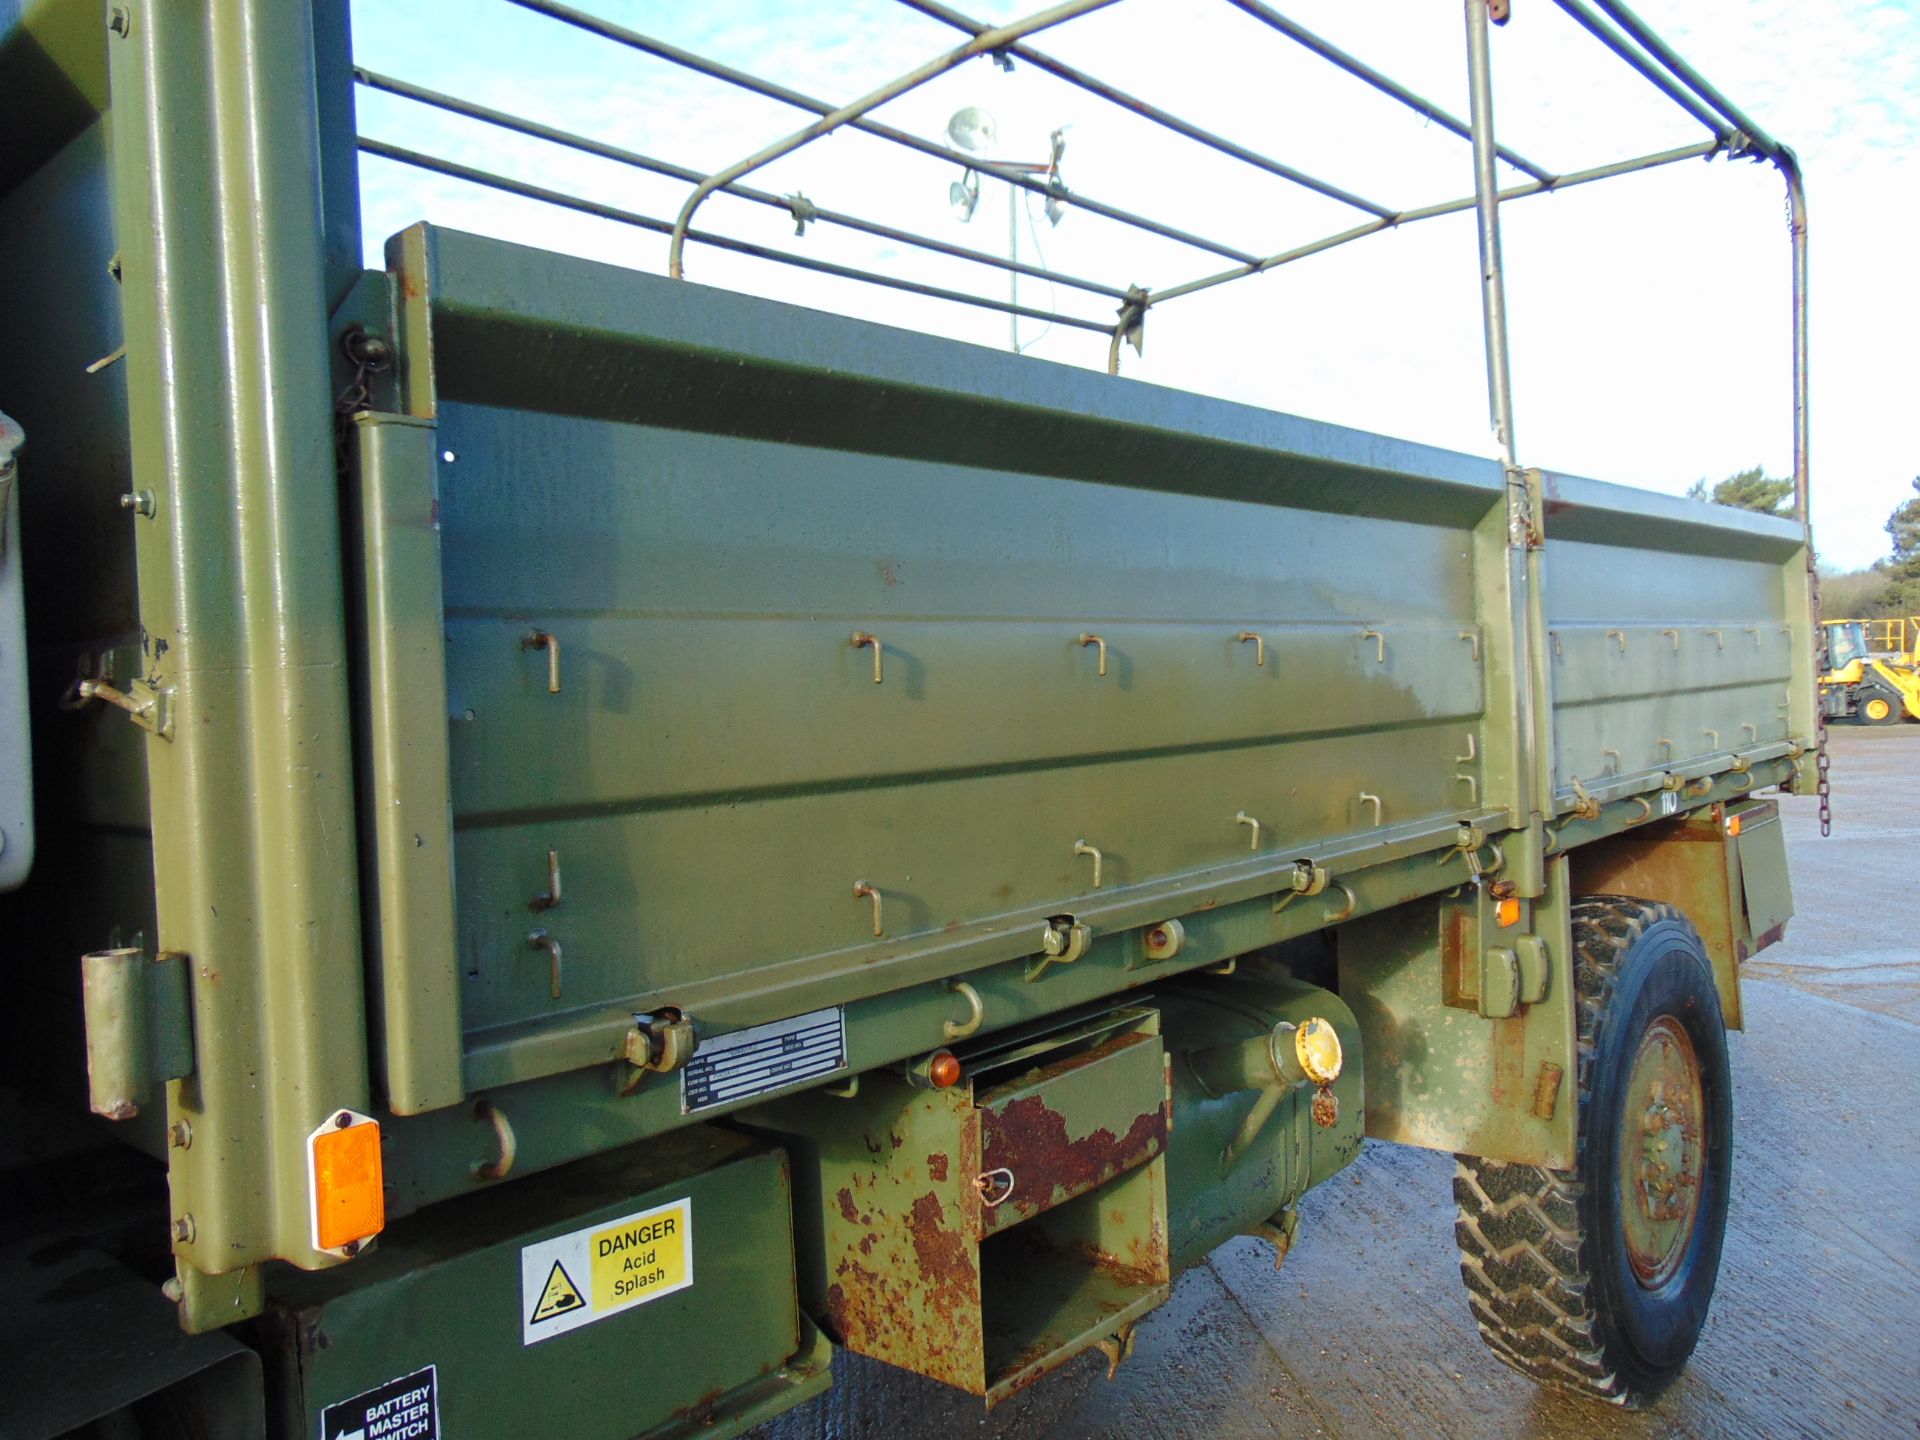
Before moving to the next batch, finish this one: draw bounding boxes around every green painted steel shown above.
[358,225,1807,1174]
[1157,975,1365,1273]
[103,0,372,1319]
[265,1129,828,1440]
[347,414,465,1116]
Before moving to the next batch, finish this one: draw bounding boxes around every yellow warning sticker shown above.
[519,1198,692,1345]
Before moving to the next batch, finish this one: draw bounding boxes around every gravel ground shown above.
[758,723,1920,1440]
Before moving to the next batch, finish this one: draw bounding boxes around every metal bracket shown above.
[75,677,174,739]
[1095,1320,1140,1381]
[81,948,193,1120]
[1246,1206,1300,1271]
[0,409,22,556]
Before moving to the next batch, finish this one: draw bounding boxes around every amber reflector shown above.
[312,1119,385,1251]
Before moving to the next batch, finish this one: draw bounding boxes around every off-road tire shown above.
[1453,897,1732,1407]
[1856,681,1903,726]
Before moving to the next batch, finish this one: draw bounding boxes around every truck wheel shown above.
[1857,681,1902,725]
[1453,896,1732,1407]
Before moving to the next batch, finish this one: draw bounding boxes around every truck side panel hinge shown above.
[82,948,194,1120]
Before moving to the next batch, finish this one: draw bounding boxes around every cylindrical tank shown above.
[1154,963,1365,1274]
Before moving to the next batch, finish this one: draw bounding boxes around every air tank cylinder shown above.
[1155,968,1365,1274]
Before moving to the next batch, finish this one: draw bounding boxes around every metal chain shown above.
[331,327,392,483]
[1808,554,1832,837]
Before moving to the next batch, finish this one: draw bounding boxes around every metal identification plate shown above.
[680,1007,846,1114]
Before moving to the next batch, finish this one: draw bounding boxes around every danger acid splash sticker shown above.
[519,1198,692,1345]
[319,1365,438,1440]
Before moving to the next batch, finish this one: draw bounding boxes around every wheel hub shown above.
[1619,1015,1704,1287]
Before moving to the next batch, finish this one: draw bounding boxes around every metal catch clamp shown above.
[1027,916,1092,982]
[1291,860,1329,896]
[74,677,173,740]
[785,191,817,237]
[1274,859,1330,915]
[975,1167,1015,1208]
[625,1010,697,1075]
[1109,285,1149,371]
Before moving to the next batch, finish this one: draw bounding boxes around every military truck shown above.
[0,1,1817,1435]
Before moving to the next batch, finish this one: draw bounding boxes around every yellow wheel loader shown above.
[1820,616,1920,725]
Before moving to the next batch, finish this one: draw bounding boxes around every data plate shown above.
[680,1007,846,1114]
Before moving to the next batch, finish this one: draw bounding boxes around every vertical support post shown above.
[1464,0,1517,471]
[1009,177,1020,352]
[106,0,370,1328]
[1780,154,1819,800]
[1462,0,1551,887]
[310,0,366,310]
[1782,155,1809,528]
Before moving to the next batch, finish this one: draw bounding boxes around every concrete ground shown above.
[759,723,1920,1440]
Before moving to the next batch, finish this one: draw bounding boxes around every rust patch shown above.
[908,1192,973,1314]
[670,1386,729,1427]
[835,1187,861,1224]
[927,1152,950,1182]
[825,1201,982,1392]
[980,1094,1166,1229]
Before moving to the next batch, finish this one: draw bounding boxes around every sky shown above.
[349,0,1919,569]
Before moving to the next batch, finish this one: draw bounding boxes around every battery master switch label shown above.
[681,1006,846,1113]
[320,1365,438,1440]
[519,1198,692,1345]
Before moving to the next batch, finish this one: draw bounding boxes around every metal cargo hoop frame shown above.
[355,0,1809,529]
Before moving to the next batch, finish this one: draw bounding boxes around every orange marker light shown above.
[1726,815,1743,837]
[928,1051,963,1090]
[1495,897,1522,928]
[309,1111,384,1253]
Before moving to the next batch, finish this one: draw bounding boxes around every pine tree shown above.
[1687,466,1793,516]
[1880,477,1920,611]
